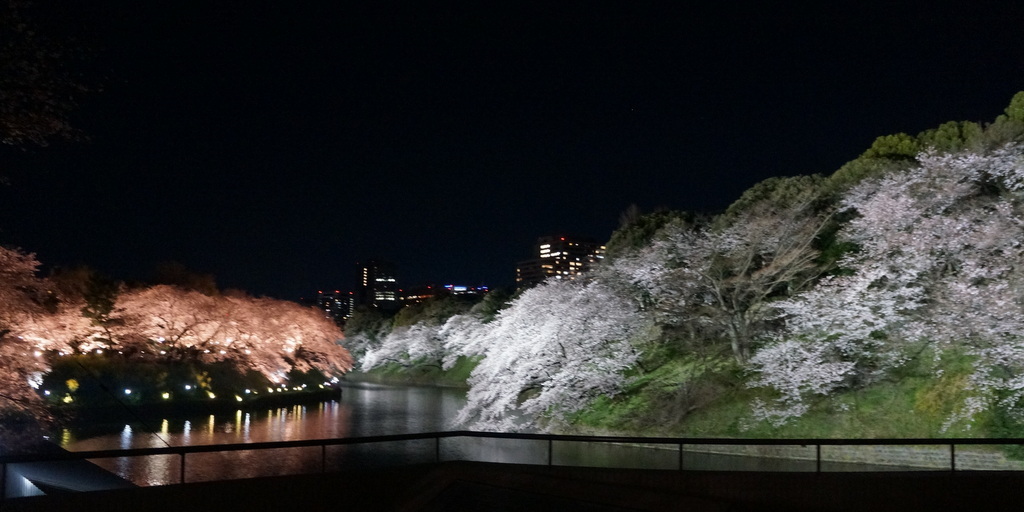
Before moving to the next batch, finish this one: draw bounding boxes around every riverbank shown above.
[342,371,468,388]
[49,388,344,423]
[342,357,476,389]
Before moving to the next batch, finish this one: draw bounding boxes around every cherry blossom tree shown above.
[231,295,354,378]
[611,195,831,364]
[0,246,43,334]
[360,323,443,371]
[8,283,353,394]
[359,296,497,373]
[746,249,930,424]
[749,143,1024,426]
[453,279,645,431]
[13,299,97,354]
[440,311,490,368]
[0,247,52,448]
[747,340,857,426]
[109,286,352,381]
[112,285,229,358]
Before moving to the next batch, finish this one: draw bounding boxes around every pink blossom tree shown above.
[749,144,1024,426]
[611,195,831,364]
[0,247,52,447]
[453,279,645,431]
[110,286,353,381]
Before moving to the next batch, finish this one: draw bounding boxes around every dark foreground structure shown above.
[7,432,1024,510]
[5,460,1024,512]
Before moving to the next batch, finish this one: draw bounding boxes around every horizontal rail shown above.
[4,430,1024,501]
[3,431,1024,465]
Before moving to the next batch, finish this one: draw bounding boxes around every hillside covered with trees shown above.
[3,92,1024,446]
[354,91,1024,438]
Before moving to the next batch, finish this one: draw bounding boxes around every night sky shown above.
[1,2,1023,300]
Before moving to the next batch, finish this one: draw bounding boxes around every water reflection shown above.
[60,383,913,486]
[61,383,467,485]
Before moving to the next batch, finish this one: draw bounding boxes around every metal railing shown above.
[3,432,1023,500]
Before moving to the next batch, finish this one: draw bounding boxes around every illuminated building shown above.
[443,284,489,296]
[400,284,490,305]
[316,290,354,323]
[355,260,400,311]
[515,235,606,288]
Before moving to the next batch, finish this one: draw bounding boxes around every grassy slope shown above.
[574,350,1017,441]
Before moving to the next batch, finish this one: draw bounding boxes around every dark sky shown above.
[2,1,1023,300]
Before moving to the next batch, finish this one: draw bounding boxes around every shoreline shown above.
[48,388,344,423]
[341,370,470,389]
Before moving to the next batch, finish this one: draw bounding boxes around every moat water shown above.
[60,382,466,484]
[59,382,917,486]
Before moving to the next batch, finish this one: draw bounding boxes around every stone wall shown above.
[682,443,1024,470]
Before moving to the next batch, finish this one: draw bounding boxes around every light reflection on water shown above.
[61,383,468,485]
[60,383,910,485]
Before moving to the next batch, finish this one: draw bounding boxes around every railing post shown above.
[435,436,441,463]
[2,461,7,502]
[180,452,186,484]
[950,444,956,472]
[321,444,327,473]
[548,438,553,467]
[816,444,821,473]
[678,443,684,471]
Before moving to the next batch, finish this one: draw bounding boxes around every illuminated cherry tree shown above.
[359,302,493,372]
[0,246,42,333]
[453,279,645,431]
[439,312,489,368]
[14,300,97,354]
[110,286,353,380]
[611,197,829,364]
[6,282,353,396]
[749,144,1024,426]
[0,247,52,443]
[361,323,444,370]
[231,295,354,378]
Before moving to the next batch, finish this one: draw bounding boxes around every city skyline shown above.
[1,2,1023,300]
[311,232,603,308]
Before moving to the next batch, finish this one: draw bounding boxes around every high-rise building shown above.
[515,235,606,288]
[355,260,400,311]
[316,290,354,324]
